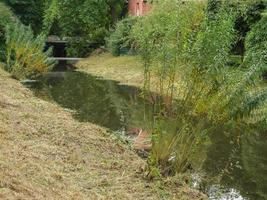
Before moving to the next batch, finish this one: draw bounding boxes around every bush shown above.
[5,22,55,79]
[106,17,138,56]
[132,0,207,173]
[0,2,54,79]
[132,0,267,175]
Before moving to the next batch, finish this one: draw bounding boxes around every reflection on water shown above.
[31,71,267,200]
[33,71,153,131]
[200,131,267,200]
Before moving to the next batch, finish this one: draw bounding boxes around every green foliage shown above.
[132,0,207,173]
[227,0,266,57]
[107,17,138,56]
[132,0,267,175]
[3,0,46,34]
[107,0,128,24]
[5,22,55,79]
[42,0,60,36]
[45,0,127,57]
[192,9,237,70]
[245,15,267,66]
[56,0,109,57]
[243,16,267,121]
[0,2,54,79]
[2,0,127,57]
[207,0,222,19]
[207,0,267,57]
[0,2,17,61]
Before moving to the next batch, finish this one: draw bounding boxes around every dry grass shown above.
[0,67,206,199]
[77,53,144,88]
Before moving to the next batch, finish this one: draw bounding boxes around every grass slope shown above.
[0,67,206,199]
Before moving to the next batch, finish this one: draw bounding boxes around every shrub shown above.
[207,0,222,19]
[106,16,138,56]
[132,0,267,175]
[132,0,207,173]
[0,2,55,79]
[5,22,55,79]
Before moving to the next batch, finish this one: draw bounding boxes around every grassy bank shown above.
[0,67,206,199]
[77,53,182,95]
[77,53,144,88]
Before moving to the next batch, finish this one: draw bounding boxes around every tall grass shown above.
[132,0,267,175]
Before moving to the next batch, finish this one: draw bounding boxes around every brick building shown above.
[128,0,151,16]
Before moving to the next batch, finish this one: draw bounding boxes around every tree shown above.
[106,0,127,24]
[3,0,46,34]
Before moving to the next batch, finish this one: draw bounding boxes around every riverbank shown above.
[77,53,182,95]
[77,53,144,88]
[0,67,206,199]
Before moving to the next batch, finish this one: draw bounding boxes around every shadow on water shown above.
[33,71,153,131]
[30,71,267,200]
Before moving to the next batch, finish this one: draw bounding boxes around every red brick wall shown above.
[128,0,151,16]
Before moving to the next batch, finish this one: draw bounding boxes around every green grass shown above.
[76,53,183,95]
[77,53,144,87]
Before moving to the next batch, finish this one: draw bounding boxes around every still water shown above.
[31,71,267,200]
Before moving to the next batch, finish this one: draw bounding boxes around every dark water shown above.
[197,131,267,200]
[33,71,153,132]
[31,71,267,200]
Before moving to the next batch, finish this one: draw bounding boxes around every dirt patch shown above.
[0,67,206,199]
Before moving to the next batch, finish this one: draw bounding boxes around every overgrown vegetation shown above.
[5,22,54,79]
[0,2,54,79]
[131,0,267,176]
[106,17,138,56]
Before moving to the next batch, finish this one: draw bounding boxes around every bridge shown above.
[45,40,82,70]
